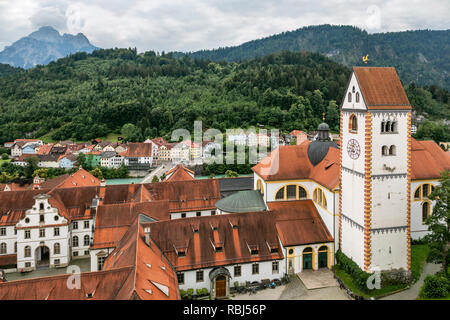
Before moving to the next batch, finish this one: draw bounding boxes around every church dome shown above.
[318,122,330,131]
[307,140,338,166]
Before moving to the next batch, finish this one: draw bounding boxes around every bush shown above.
[427,247,443,263]
[186,288,194,299]
[179,289,187,299]
[1,153,8,160]
[196,288,209,297]
[421,275,449,298]
[335,250,372,292]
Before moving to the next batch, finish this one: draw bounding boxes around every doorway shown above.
[318,246,328,268]
[215,275,227,298]
[36,246,50,268]
[302,247,313,270]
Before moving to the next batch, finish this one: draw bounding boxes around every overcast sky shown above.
[0,0,449,52]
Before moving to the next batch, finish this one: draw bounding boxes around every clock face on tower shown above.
[347,138,361,160]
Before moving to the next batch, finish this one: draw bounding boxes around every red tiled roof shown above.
[0,254,17,268]
[164,164,195,182]
[268,200,334,246]
[40,169,100,190]
[145,211,284,271]
[411,138,450,180]
[122,143,152,157]
[353,67,411,109]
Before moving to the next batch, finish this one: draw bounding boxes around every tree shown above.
[121,123,142,142]
[0,171,12,183]
[89,167,103,179]
[33,168,49,179]
[1,153,8,160]
[24,156,39,179]
[77,153,87,169]
[425,169,450,273]
[225,170,238,178]
[151,175,160,183]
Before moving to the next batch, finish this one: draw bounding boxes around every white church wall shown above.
[370,230,408,271]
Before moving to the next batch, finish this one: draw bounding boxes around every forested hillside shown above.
[0,48,448,144]
[180,25,450,89]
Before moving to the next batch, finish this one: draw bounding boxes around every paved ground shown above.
[298,269,339,289]
[4,258,90,282]
[380,263,442,300]
[232,272,350,300]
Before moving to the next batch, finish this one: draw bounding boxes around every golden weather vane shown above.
[362,54,369,64]
[323,113,326,121]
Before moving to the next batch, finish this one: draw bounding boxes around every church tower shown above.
[340,67,411,272]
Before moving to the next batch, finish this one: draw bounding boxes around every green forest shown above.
[0,48,448,145]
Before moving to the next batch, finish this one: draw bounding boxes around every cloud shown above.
[0,0,448,52]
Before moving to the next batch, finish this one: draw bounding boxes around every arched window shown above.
[356,92,360,103]
[349,114,357,132]
[39,203,44,210]
[298,186,307,199]
[348,92,352,102]
[256,179,264,196]
[275,187,285,200]
[385,121,391,132]
[381,121,385,133]
[84,235,90,246]
[352,86,356,93]
[313,188,327,209]
[391,121,396,132]
[389,145,396,155]
[14,242,17,253]
[303,247,313,253]
[0,243,6,254]
[414,184,435,200]
[72,236,79,247]
[422,202,430,223]
[382,145,389,156]
[54,243,60,255]
[24,246,31,257]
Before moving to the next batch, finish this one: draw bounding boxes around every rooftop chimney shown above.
[144,226,151,246]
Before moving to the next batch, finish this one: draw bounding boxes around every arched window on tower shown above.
[381,121,385,133]
[385,121,391,133]
[349,114,357,132]
[348,92,352,103]
[389,145,396,155]
[356,92,360,103]
[382,145,389,156]
[391,121,396,132]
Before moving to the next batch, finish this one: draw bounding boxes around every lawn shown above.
[410,244,430,282]
[333,266,407,299]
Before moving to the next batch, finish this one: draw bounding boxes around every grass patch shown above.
[333,266,407,299]
[411,244,430,282]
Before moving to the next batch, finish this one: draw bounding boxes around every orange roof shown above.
[164,164,195,182]
[35,144,53,155]
[252,141,340,190]
[122,143,152,157]
[353,67,411,109]
[102,219,179,300]
[411,138,450,180]
[0,183,29,192]
[145,211,284,271]
[40,168,100,190]
[268,200,334,246]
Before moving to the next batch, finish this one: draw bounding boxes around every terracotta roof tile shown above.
[122,143,153,157]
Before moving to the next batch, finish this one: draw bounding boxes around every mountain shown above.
[180,25,450,89]
[0,26,99,69]
[0,48,448,146]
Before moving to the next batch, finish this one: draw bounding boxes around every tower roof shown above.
[353,67,411,109]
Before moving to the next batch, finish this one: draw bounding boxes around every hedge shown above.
[335,250,372,293]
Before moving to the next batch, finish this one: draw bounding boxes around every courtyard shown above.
[3,258,90,282]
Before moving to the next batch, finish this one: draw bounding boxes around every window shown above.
[25,262,31,268]
[252,263,259,275]
[349,114,357,132]
[72,236,79,247]
[196,212,201,217]
[381,121,385,133]
[272,261,279,274]
[352,86,355,93]
[288,249,294,255]
[234,266,241,277]
[211,211,216,216]
[54,215,59,221]
[389,145,396,155]
[39,203,44,211]
[356,92,360,103]
[177,273,185,285]
[181,213,186,218]
[39,229,45,238]
[84,235,90,246]
[391,121,396,132]
[0,243,6,254]
[54,243,60,254]
[275,188,284,200]
[298,186,307,199]
[73,222,78,230]
[97,256,106,271]
[54,227,60,236]
[382,145,389,156]
[422,202,430,223]
[25,230,30,239]
[286,185,296,200]
[414,184,435,200]
[0,228,5,236]
[313,188,327,209]
[256,179,264,195]
[84,221,89,229]
[24,246,31,257]
[348,92,352,102]
[196,271,204,282]
[40,215,44,223]
[73,251,78,256]
[14,242,17,253]
[54,259,60,266]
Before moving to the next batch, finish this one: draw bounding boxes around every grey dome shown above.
[318,122,330,131]
[307,140,338,166]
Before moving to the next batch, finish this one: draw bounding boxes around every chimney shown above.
[144,226,151,246]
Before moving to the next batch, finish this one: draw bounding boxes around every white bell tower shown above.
[340,67,411,272]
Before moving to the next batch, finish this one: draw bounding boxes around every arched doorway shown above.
[318,246,328,268]
[36,245,50,268]
[216,275,227,298]
[302,247,313,270]
[209,267,231,299]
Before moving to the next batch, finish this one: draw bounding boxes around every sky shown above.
[0,0,449,52]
